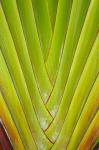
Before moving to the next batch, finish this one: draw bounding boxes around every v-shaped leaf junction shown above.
[0,0,99,149]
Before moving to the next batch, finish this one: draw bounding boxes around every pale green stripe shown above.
[1,0,52,130]
[0,5,52,150]
[0,51,37,150]
[15,0,52,103]
[31,0,52,60]
[51,31,99,149]
[67,75,99,150]
[46,0,91,119]
[46,0,72,84]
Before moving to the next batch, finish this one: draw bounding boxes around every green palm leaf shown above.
[0,0,98,149]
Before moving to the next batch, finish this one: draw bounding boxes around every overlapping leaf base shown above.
[0,0,99,149]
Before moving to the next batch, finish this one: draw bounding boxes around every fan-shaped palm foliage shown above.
[0,0,99,149]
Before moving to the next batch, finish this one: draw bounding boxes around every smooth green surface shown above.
[15,0,52,103]
[46,0,91,118]
[1,0,52,130]
[46,0,72,84]
[46,23,99,142]
[47,0,58,29]
[51,29,99,149]
[67,75,99,150]
[46,0,99,119]
[31,0,52,60]
[0,5,52,149]
[0,51,36,150]
[0,0,98,149]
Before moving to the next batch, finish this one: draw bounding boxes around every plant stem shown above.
[0,51,37,150]
[46,0,91,118]
[31,0,52,60]
[51,31,99,149]
[15,0,52,102]
[0,93,24,150]
[0,5,52,149]
[46,0,72,84]
[67,75,99,150]
[47,0,58,29]
[1,0,52,129]
[77,111,99,150]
